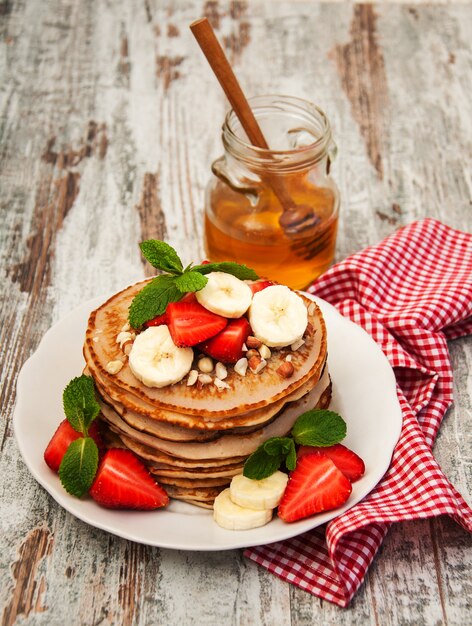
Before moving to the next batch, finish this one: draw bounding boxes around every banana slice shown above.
[213,489,273,530]
[230,471,288,510]
[128,326,193,388]
[248,285,308,347]
[196,272,253,318]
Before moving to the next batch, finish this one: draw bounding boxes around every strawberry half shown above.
[44,419,103,473]
[166,301,227,347]
[298,443,365,482]
[278,453,352,523]
[145,312,167,327]
[89,448,169,510]
[198,317,251,364]
[145,292,198,327]
[249,280,275,295]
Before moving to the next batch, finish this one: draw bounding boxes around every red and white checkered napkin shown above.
[244,218,472,606]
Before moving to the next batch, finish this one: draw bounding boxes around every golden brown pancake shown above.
[98,370,330,461]
[88,359,326,431]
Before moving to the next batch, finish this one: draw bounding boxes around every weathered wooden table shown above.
[1,0,471,624]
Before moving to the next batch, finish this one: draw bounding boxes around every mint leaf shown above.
[192,262,258,281]
[63,375,100,435]
[291,409,347,447]
[128,275,181,328]
[263,437,297,470]
[59,437,99,497]
[174,271,208,293]
[286,440,297,471]
[263,437,292,456]
[244,437,296,479]
[243,446,283,480]
[139,240,183,274]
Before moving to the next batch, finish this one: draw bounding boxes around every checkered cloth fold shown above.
[244,218,472,606]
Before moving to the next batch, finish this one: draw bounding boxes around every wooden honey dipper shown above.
[189,17,322,240]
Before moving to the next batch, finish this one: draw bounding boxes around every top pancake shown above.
[84,280,327,419]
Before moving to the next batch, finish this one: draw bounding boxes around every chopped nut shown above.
[246,335,262,349]
[291,338,305,351]
[259,344,271,360]
[245,349,260,360]
[117,331,134,347]
[121,322,131,332]
[248,355,267,374]
[106,360,124,375]
[241,343,248,352]
[215,362,227,380]
[304,322,314,337]
[234,357,248,377]
[214,377,230,391]
[198,373,212,385]
[285,354,293,362]
[123,342,133,356]
[187,370,198,386]
[198,357,214,373]
[277,361,295,379]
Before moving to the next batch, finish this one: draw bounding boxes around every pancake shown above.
[88,357,326,430]
[148,462,245,479]
[160,484,225,501]
[85,280,327,418]
[98,370,330,461]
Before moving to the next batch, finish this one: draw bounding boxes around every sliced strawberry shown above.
[249,279,275,295]
[166,301,227,347]
[298,443,365,482]
[44,419,103,473]
[89,449,169,510]
[198,317,251,364]
[278,453,352,523]
[180,291,198,303]
[145,312,167,327]
[145,292,198,327]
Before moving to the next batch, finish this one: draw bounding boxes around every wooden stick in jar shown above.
[189,17,298,218]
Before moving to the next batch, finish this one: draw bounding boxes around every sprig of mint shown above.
[59,375,101,497]
[59,437,99,497]
[243,409,347,480]
[128,240,259,329]
[63,375,100,434]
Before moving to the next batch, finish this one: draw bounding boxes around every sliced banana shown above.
[128,326,193,388]
[213,488,273,530]
[248,285,308,347]
[196,272,253,318]
[230,471,288,510]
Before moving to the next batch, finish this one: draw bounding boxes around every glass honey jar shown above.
[204,95,340,290]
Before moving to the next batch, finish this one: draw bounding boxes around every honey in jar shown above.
[204,95,340,290]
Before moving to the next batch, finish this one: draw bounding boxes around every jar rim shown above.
[222,94,332,161]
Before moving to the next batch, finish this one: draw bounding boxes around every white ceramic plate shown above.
[13,294,402,551]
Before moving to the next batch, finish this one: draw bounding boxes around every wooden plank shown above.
[0,1,471,624]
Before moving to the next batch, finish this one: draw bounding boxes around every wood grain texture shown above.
[1,1,471,625]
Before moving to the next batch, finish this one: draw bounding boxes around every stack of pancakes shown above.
[84,281,330,508]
